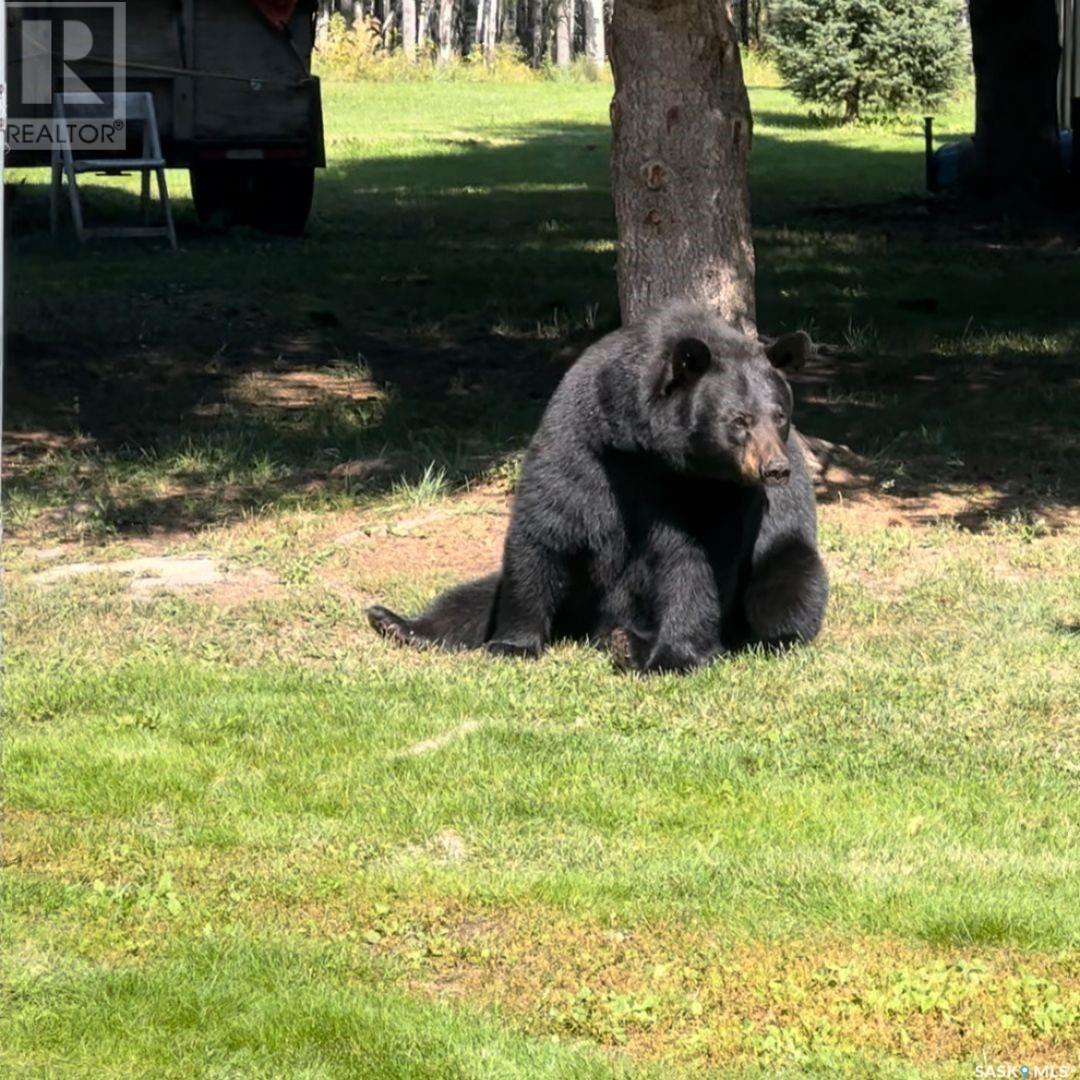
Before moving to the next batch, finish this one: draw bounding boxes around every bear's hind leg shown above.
[367,605,430,648]
[485,545,571,660]
[367,572,500,651]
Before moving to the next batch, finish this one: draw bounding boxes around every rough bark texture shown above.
[529,0,544,63]
[968,0,1064,200]
[610,0,756,330]
[584,0,605,70]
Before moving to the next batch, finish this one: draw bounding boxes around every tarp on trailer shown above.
[249,0,300,30]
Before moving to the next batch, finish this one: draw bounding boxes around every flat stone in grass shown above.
[31,555,275,599]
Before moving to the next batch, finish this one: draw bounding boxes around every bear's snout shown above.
[761,456,791,486]
[738,426,790,486]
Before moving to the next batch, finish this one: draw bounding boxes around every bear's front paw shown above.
[643,643,707,674]
[609,627,652,674]
[485,639,542,660]
[610,629,720,675]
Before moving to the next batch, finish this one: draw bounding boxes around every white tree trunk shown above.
[484,0,500,53]
[583,0,603,71]
[553,0,572,66]
[438,0,455,62]
[418,0,430,48]
[402,0,417,57]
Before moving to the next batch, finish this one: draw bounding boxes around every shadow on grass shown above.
[4,119,1079,538]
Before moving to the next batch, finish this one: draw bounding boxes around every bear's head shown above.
[641,304,804,487]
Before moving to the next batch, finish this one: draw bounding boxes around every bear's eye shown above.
[774,409,787,426]
[732,413,753,430]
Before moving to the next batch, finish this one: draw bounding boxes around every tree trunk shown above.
[418,0,430,49]
[502,0,518,45]
[483,0,499,53]
[553,0,572,66]
[842,85,859,124]
[610,0,756,330]
[529,0,544,64]
[583,0,604,71]
[402,0,417,57]
[967,0,1064,201]
[438,0,455,62]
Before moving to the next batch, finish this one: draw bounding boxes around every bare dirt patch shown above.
[228,369,381,412]
[335,494,511,587]
[31,554,278,602]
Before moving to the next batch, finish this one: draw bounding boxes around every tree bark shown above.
[553,0,573,66]
[402,0,417,57]
[967,0,1064,201]
[610,0,756,330]
[529,0,544,64]
[438,0,455,62]
[483,0,500,53]
[502,0,518,46]
[583,0,604,71]
[418,0,430,49]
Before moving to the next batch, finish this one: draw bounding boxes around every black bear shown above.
[368,300,828,673]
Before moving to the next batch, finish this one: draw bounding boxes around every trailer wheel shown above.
[190,165,250,228]
[249,165,316,236]
[190,164,315,236]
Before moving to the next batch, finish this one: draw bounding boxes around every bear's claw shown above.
[367,605,422,648]
[609,627,640,674]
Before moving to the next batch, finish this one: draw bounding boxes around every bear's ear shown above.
[667,337,712,391]
[765,330,813,371]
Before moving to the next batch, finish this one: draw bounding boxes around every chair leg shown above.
[156,167,178,250]
[50,153,62,239]
[141,169,151,224]
[66,166,86,244]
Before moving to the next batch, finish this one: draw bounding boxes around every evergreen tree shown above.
[772,0,966,121]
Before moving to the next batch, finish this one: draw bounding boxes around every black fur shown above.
[368,300,828,674]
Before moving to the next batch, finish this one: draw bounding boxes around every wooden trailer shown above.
[6,0,325,234]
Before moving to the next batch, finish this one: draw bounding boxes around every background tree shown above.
[318,0,611,68]
[967,0,1064,200]
[438,0,455,62]
[772,0,966,122]
[528,0,544,63]
[583,0,605,73]
[610,0,755,329]
[553,0,573,67]
[402,0,418,58]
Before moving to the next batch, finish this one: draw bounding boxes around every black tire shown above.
[249,165,316,237]
[189,164,250,228]
[190,163,315,236]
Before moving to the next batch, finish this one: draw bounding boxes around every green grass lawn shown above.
[2,73,1079,1077]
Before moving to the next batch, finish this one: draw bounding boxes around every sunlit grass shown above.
[4,74,1079,1078]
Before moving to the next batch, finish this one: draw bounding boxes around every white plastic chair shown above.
[50,92,178,249]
